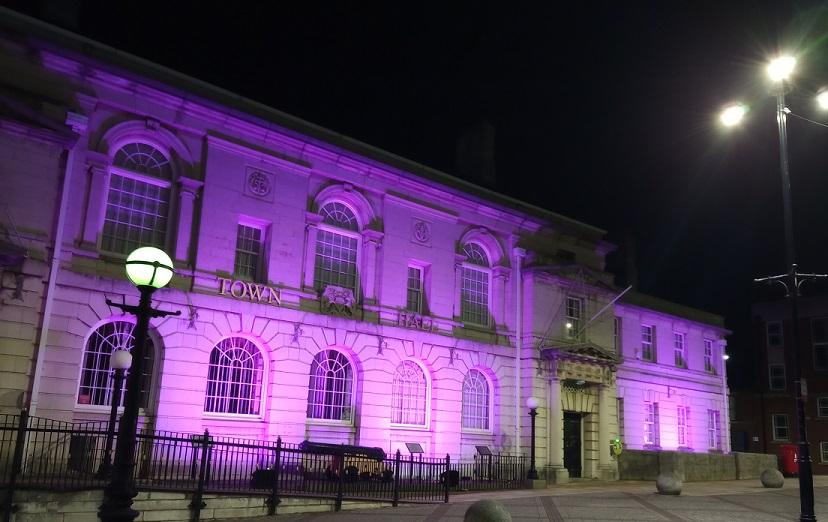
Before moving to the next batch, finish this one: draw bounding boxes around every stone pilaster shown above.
[546,376,569,483]
[174,177,203,264]
[80,153,110,250]
[597,383,616,480]
[303,213,322,291]
[361,229,383,304]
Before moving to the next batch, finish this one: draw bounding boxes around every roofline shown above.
[619,290,730,333]
[0,7,607,239]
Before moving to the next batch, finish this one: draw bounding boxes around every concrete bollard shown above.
[656,472,682,495]
[760,468,784,488]
[464,499,513,522]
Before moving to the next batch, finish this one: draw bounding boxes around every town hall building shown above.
[0,10,730,483]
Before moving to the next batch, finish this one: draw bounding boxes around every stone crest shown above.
[321,285,356,316]
[244,167,274,201]
[411,219,432,245]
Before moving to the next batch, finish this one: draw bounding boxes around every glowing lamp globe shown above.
[720,104,747,127]
[110,349,133,370]
[767,55,796,82]
[125,247,174,289]
[817,89,828,110]
[526,396,540,410]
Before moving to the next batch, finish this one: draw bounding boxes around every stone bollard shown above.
[464,499,513,522]
[760,468,784,488]
[656,472,682,495]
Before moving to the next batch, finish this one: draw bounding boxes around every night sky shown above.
[7,0,828,387]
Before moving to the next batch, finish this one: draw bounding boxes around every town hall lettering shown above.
[397,311,434,331]
[218,278,281,306]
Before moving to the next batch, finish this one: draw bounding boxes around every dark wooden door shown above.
[563,412,582,478]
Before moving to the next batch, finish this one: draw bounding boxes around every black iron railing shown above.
[1,411,528,521]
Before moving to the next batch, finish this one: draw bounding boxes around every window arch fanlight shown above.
[314,201,360,293]
[391,360,429,426]
[307,349,354,421]
[462,369,491,430]
[102,141,173,254]
[461,242,491,325]
[204,336,265,416]
[77,320,154,408]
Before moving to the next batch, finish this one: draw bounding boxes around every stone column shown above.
[453,254,464,320]
[491,265,509,327]
[303,213,322,291]
[361,230,383,304]
[80,153,110,249]
[546,376,569,483]
[597,383,615,480]
[174,177,203,264]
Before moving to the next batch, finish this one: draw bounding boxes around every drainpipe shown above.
[513,247,525,456]
[721,340,730,453]
[28,112,87,417]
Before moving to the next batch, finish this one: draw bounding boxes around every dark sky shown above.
[8,0,828,387]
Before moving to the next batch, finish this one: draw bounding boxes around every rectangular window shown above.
[614,317,621,352]
[566,297,583,340]
[674,332,686,368]
[234,223,265,281]
[314,229,358,292]
[821,442,828,463]
[677,406,690,447]
[772,414,789,441]
[704,339,715,373]
[406,266,424,313]
[644,402,660,446]
[767,321,783,349]
[707,410,722,450]
[818,397,828,418]
[769,364,786,391]
[641,325,655,362]
[812,318,828,370]
[102,175,171,254]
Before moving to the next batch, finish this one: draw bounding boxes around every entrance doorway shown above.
[563,411,582,478]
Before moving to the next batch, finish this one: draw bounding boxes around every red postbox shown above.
[779,444,799,476]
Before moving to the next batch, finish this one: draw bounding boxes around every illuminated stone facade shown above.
[0,11,728,482]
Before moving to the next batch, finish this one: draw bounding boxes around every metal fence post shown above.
[267,437,281,515]
[444,454,450,503]
[2,410,28,522]
[335,450,345,511]
[189,429,210,522]
[392,449,400,507]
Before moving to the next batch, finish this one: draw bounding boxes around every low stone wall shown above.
[8,490,390,521]
[618,450,777,482]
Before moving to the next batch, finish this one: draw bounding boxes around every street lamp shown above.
[719,54,827,522]
[526,396,539,480]
[96,349,132,479]
[99,247,179,522]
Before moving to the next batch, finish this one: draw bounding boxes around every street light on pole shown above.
[526,396,539,480]
[99,247,179,522]
[719,54,828,522]
[96,349,132,480]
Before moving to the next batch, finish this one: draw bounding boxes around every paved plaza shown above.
[239,476,828,521]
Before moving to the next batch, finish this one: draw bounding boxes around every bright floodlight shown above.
[723,354,730,361]
[720,103,747,127]
[818,89,828,110]
[767,55,796,82]
[110,349,133,370]
[125,247,174,289]
[526,396,540,410]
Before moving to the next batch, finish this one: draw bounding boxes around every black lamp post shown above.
[720,56,827,522]
[96,349,132,480]
[99,247,179,522]
[526,396,539,480]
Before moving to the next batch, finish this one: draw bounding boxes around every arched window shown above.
[462,369,490,430]
[391,360,428,426]
[77,320,153,408]
[307,349,354,421]
[314,202,359,293]
[461,243,490,325]
[204,337,265,416]
[102,142,173,254]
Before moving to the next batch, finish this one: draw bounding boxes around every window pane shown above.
[102,174,170,254]
[462,370,490,430]
[307,350,353,421]
[391,361,427,425]
[406,267,423,313]
[314,230,358,292]
[235,224,264,280]
[461,266,489,325]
